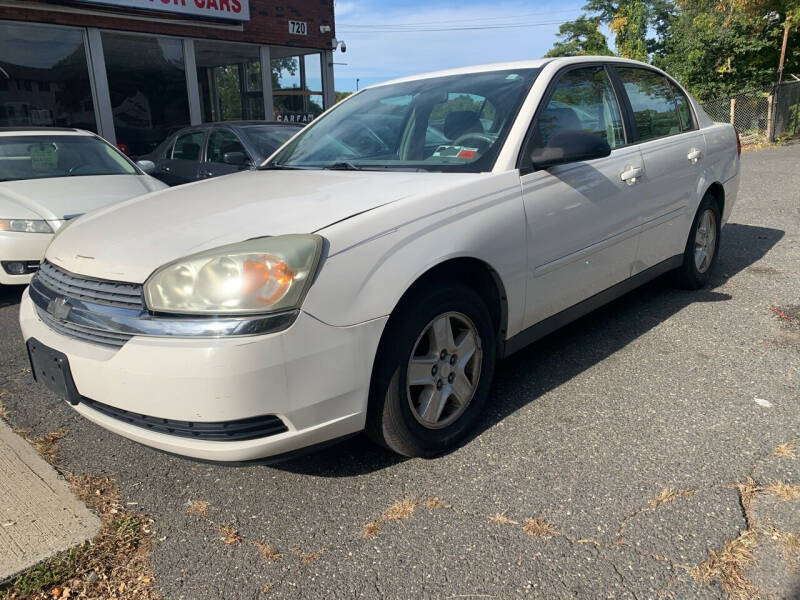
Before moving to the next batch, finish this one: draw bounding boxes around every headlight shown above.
[144,235,323,315]
[0,219,53,233]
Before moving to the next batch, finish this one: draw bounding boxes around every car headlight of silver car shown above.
[0,219,53,233]
[143,235,324,315]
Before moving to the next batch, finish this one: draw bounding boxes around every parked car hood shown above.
[0,175,165,222]
[46,169,481,283]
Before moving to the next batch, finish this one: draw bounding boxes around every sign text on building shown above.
[73,0,251,22]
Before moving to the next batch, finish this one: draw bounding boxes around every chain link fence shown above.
[699,81,800,145]
[774,80,800,139]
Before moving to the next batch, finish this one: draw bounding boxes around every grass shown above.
[689,530,758,600]
[31,429,68,465]
[771,440,797,459]
[488,513,518,525]
[649,488,696,510]
[253,542,282,562]
[219,525,242,545]
[360,498,445,538]
[521,518,560,538]
[763,482,800,501]
[0,475,158,600]
[185,500,209,517]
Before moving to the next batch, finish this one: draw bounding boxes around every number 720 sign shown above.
[289,20,308,35]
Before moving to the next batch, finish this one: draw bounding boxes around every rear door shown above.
[612,66,707,272]
[519,65,645,328]
[158,129,205,186]
[200,127,253,180]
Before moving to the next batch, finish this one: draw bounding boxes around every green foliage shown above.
[656,0,800,101]
[335,91,353,103]
[545,16,614,56]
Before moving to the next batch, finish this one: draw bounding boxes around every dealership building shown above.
[0,0,337,155]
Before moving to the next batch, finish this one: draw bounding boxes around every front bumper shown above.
[20,289,387,461]
[0,231,51,285]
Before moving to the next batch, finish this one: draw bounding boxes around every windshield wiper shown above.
[259,163,309,170]
[324,161,362,171]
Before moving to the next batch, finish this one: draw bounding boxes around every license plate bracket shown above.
[27,338,81,406]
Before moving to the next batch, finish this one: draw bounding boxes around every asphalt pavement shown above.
[0,144,798,599]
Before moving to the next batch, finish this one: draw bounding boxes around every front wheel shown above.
[675,195,721,289]
[366,282,496,457]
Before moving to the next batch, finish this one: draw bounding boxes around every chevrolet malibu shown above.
[0,128,167,285]
[20,57,740,461]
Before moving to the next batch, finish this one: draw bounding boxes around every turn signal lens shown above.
[143,235,323,315]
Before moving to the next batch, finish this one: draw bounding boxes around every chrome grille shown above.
[35,306,132,348]
[36,261,144,310]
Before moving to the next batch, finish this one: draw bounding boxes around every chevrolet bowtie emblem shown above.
[47,296,71,321]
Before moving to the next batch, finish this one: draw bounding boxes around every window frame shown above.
[608,65,698,144]
[170,128,207,162]
[205,126,252,165]
[516,62,630,175]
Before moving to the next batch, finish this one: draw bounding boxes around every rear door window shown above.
[616,68,682,141]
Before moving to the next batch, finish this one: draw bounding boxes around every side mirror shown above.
[223,151,249,167]
[530,131,611,170]
[136,159,156,174]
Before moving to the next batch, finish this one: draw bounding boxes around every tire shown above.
[366,282,497,457]
[675,194,721,289]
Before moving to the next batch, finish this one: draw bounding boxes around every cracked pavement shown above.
[0,144,799,599]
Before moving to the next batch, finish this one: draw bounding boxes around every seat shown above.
[443,111,483,141]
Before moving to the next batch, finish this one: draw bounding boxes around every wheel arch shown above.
[704,181,725,217]
[367,256,508,392]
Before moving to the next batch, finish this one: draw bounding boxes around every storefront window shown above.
[195,41,264,122]
[101,32,190,157]
[271,52,324,124]
[0,22,96,130]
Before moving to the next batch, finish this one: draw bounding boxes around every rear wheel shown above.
[675,194,721,289]
[366,282,496,457]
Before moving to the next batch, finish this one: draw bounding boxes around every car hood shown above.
[46,169,480,282]
[0,174,165,222]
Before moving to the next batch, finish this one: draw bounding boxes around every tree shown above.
[545,16,613,56]
[582,0,674,61]
[656,0,800,100]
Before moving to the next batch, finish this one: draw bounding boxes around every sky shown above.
[332,0,587,92]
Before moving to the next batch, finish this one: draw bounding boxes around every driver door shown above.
[520,65,645,328]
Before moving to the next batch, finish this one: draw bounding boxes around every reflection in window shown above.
[271,53,324,123]
[533,67,624,149]
[617,68,681,141]
[0,22,96,130]
[195,41,264,123]
[101,32,190,156]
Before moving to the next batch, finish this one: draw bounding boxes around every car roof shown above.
[0,127,95,137]
[180,121,302,130]
[369,56,654,89]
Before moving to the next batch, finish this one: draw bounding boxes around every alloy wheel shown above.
[406,311,483,430]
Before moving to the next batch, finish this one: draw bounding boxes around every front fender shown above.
[303,171,527,337]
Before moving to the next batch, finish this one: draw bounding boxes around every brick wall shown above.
[0,0,335,48]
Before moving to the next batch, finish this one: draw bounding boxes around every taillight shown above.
[735,129,741,157]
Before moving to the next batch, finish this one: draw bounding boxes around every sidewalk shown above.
[0,420,100,581]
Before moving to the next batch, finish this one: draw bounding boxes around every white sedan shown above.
[19,57,740,461]
[0,128,166,285]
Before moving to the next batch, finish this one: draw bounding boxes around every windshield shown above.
[0,135,138,182]
[267,69,539,172]
[240,125,301,159]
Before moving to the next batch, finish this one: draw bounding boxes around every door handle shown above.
[159,166,170,173]
[687,148,703,164]
[620,165,643,185]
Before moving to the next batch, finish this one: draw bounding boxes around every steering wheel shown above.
[451,132,495,153]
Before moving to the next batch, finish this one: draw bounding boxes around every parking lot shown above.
[1,144,798,599]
